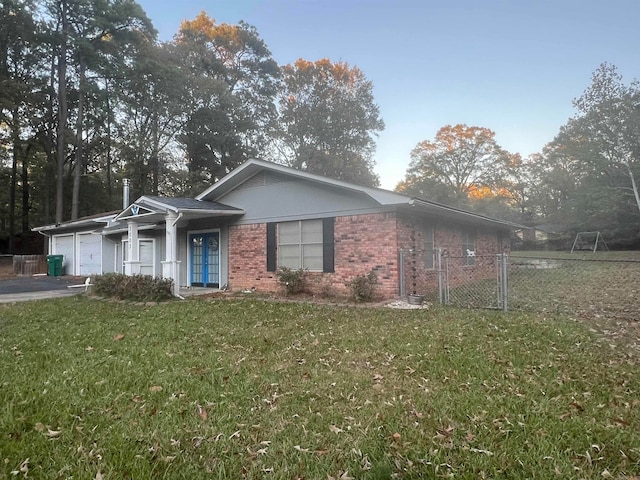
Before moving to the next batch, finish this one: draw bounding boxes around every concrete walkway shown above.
[0,289,82,304]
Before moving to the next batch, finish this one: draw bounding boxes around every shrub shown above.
[92,273,174,302]
[346,270,378,302]
[275,267,307,295]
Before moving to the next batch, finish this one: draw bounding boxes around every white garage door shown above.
[78,233,102,275]
[53,234,74,275]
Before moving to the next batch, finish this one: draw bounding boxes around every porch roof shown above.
[32,211,119,234]
[115,195,244,223]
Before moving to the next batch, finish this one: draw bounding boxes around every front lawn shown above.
[1,296,639,478]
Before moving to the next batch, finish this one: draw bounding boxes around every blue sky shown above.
[136,0,640,189]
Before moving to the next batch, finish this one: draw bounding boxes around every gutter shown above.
[409,198,525,230]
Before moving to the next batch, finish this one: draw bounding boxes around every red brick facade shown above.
[333,213,399,298]
[228,223,275,289]
[227,212,509,300]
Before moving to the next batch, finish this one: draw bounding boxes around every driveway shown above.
[0,275,88,303]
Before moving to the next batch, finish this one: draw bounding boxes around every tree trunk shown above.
[71,56,86,220]
[105,78,112,205]
[151,108,159,195]
[9,115,18,253]
[625,157,640,214]
[21,144,32,233]
[43,50,58,224]
[55,0,68,224]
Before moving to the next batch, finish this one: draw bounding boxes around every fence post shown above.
[399,248,405,297]
[500,254,509,312]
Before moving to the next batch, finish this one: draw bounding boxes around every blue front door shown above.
[190,232,220,288]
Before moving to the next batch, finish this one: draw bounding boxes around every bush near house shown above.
[346,270,378,302]
[92,273,174,302]
[275,267,307,294]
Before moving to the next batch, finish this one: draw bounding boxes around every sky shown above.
[136,0,640,190]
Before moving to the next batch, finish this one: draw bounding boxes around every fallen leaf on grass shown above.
[328,471,354,480]
[294,445,310,453]
[329,425,343,434]
[10,458,29,477]
[44,428,61,438]
[113,333,125,341]
[197,405,208,421]
[34,423,45,432]
[149,385,163,393]
[95,471,104,480]
[469,447,493,456]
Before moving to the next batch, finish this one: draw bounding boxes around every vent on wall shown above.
[237,171,290,190]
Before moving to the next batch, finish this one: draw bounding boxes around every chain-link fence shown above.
[507,254,640,320]
[401,250,640,320]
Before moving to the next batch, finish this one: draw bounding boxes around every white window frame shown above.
[122,238,156,276]
[277,219,323,271]
[463,230,476,266]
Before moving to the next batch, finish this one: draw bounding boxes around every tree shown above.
[0,0,47,250]
[544,63,640,242]
[564,63,640,214]
[115,40,186,198]
[398,124,511,206]
[41,0,155,222]
[273,58,384,187]
[174,12,280,194]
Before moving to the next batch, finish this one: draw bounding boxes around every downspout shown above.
[37,231,51,256]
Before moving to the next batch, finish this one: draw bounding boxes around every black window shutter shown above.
[322,217,335,273]
[266,222,277,272]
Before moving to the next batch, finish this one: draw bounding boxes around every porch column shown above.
[161,211,181,296]
[124,220,141,275]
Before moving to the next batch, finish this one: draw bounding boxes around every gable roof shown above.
[116,195,243,222]
[197,159,522,230]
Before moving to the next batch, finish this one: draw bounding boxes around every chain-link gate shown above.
[440,252,508,311]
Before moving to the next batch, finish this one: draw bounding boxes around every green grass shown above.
[1,296,639,478]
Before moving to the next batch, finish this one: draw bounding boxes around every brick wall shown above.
[332,213,399,298]
[228,223,276,291]
[227,213,400,299]
[397,214,510,299]
[227,213,510,301]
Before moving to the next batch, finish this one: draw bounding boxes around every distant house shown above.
[34,159,518,298]
[515,224,566,246]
